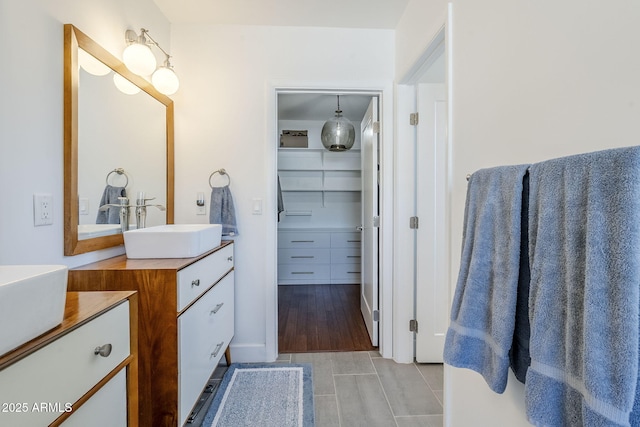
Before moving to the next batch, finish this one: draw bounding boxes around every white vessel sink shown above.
[124,224,222,259]
[0,265,68,357]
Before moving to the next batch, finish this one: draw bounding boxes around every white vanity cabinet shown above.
[68,241,235,427]
[278,229,361,284]
[0,291,138,427]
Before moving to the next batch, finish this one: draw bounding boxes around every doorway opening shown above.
[275,90,381,353]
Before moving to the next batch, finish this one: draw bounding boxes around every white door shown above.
[415,83,449,362]
[360,97,379,346]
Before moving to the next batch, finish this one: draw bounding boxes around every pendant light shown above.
[321,95,355,152]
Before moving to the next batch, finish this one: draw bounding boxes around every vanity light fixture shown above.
[320,95,356,152]
[123,28,180,96]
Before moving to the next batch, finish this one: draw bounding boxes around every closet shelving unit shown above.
[277,146,362,285]
[278,147,361,208]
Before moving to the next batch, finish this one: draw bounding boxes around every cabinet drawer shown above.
[278,264,330,281]
[178,272,234,425]
[278,248,330,264]
[331,263,361,281]
[177,244,234,311]
[0,302,130,427]
[330,248,361,264]
[278,231,330,249]
[330,232,361,248]
[61,369,127,427]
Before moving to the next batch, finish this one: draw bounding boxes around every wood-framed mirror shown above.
[64,24,174,256]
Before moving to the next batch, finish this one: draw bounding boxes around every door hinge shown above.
[373,216,380,228]
[409,319,418,333]
[373,310,380,322]
[409,216,419,229]
[372,121,380,134]
[409,112,419,126]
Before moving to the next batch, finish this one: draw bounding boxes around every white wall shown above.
[169,24,394,361]
[395,0,640,425]
[0,0,170,267]
[395,0,449,80]
[447,1,640,425]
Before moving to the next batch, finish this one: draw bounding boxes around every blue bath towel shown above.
[509,171,531,384]
[96,185,126,224]
[526,146,640,427]
[210,185,238,236]
[444,164,530,393]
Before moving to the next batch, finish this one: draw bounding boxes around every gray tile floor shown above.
[193,351,443,427]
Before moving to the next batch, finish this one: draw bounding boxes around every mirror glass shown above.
[64,24,174,255]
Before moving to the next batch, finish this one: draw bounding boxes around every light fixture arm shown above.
[125,28,172,65]
[123,27,180,95]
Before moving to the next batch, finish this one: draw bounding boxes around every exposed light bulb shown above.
[152,66,180,96]
[122,43,156,76]
[78,49,111,76]
[113,73,140,95]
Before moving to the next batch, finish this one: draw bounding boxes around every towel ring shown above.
[209,168,231,188]
[106,168,129,187]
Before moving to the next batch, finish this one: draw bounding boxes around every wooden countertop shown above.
[0,291,136,370]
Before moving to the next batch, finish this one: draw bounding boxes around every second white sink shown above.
[0,265,68,357]
[124,224,223,259]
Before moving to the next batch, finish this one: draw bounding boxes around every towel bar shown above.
[209,169,231,188]
[106,168,129,187]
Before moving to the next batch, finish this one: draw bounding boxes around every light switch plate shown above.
[252,198,263,215]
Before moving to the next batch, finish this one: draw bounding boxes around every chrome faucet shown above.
[98,194,166,232]
[98,197,131,233]
[134,192,166,230]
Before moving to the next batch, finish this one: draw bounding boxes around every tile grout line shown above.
[368,352,401,427]
[330,354,344,427]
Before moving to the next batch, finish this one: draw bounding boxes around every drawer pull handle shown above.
[292,272,314,275]
[348,272,360,274]
[211,303,224,314]
[347,255,361,258]
[94,344,112,358]
[347,240,361,243]
[192,279,200,287]
[291,256,314,259]
[291,240,314,243]
[211,342,224,358]
[227,256,233,262]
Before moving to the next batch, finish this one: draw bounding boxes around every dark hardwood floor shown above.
[278,284,377,353]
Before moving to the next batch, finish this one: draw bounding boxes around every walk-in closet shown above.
[276,92,378,353]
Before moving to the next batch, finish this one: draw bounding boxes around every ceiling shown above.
[153,0,410,28]
[278,93,373,122]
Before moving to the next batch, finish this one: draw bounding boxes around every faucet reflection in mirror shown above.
[123,28,179,96]
[98,192,166,234]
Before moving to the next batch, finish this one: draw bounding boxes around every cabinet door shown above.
[177,244,234,311]
[278,231,330,249]
[61,370,127,427]
[178,272,234,425]
[0,302,130,427]
[278,248,330,264]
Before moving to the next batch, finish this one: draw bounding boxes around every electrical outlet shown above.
[34,193,54,226]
